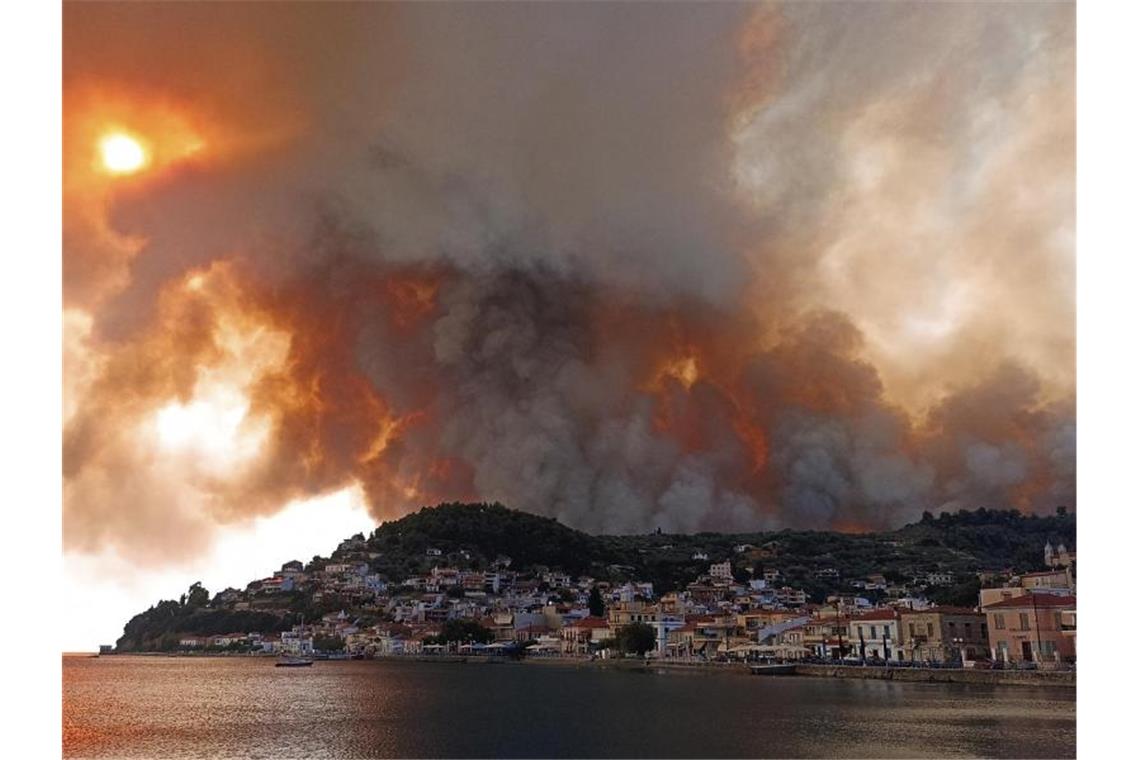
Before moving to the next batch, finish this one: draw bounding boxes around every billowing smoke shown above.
[63,2,1075,565]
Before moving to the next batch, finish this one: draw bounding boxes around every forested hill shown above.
[363,502,1074,589]
[115,502,1073,651]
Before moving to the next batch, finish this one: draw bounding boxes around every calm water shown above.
[63,656,1075,759]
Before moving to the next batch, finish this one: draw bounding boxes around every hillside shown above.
[115,502,1074,651]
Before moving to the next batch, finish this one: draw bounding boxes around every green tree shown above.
[615,623,656,656]
[313,634,346,652]
[926,576,982,607]
[430,619,493,645]
[186,582,210,609]
[588,586,606,617]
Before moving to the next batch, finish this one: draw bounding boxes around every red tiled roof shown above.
[568,616,611,630]
[983,594,1075,610]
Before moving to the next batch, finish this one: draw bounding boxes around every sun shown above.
[99,133,148,174]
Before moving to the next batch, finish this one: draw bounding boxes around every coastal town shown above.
[150,528,1076,671]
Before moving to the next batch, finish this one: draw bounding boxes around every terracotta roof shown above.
[983,594,1075,610]
[568,616,611,630]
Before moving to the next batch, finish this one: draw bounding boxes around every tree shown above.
[615,623,656,656]
[185,582,210,609]
[313,634,346,653]
[430,619,493,645]
[588,586,606,617]
[926,576,982,607]
[883,569,906,584]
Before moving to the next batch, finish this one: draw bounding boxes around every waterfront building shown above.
[898,607,988,663]
[848,609,901,661]
[982,593,1076,665]
[560,616,613,655]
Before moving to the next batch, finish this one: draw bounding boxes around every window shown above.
[964,623,972,637]
[927,623,934,636]
[870,626,877,639]
[1019,613,1030,631]
[1053,612,1062,630]
[909,623,916,637]
[1042,641,1056,656]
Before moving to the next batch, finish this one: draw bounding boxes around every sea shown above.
[63,656,1075,759]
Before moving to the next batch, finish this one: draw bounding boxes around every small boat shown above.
[276,656,313,667]
[275,615,314,667]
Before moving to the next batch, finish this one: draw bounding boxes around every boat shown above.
[275,615,314,667]
[276,655,314,667]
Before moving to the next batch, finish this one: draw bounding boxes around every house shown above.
[982,593,1076,665]
[864,574,888,590]
[804,615,851,659]
[709,561,733,581]
[1044,541,1075,569]
[542,572,572,589]
[775,586,807,607]
[281,629,314,655]
[607,600,660,627]
[560,617,613,655]
[848,609,902,662]
[762,568,782,583]
[925,571,954,586]
[978,586,1031,608]
[899,607,988,663]
[666,614,738,658]
[337,534,367,553]
[766,623,810,660]
[691,551,709,561]
[1018,570,1073,592]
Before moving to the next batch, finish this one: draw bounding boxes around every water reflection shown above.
[64,657,1075,758]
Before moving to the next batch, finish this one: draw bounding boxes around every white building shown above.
[709,561,733,581]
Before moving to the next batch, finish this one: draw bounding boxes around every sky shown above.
[61,2,1075,650]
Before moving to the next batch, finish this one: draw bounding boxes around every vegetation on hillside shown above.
[116,502,1074,649]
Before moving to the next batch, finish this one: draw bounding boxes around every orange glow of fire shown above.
[145,265,292,477]
[384,275,442,330]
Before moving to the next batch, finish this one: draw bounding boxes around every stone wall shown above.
[793,664,1075,687]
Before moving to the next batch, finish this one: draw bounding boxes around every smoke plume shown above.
[63,2,1075,564]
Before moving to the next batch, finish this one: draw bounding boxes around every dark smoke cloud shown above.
[62,2,1075,564]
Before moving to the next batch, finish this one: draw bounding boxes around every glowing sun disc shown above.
[99,133,147,174]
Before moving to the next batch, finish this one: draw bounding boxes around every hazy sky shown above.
[62,2,1074,649]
